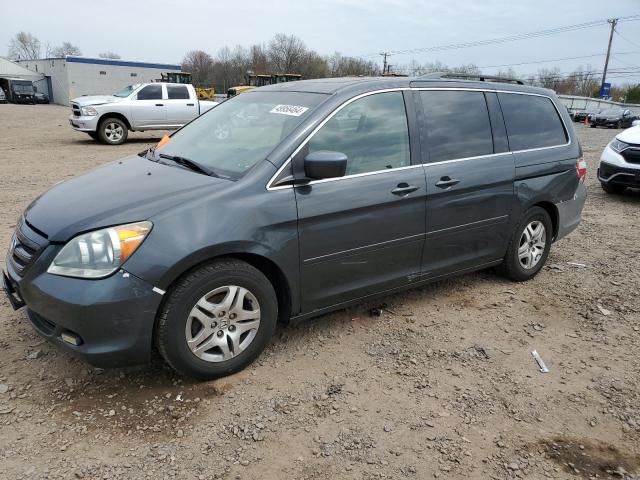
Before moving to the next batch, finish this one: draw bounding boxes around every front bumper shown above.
[2,245,163,368]
[598,145,640,188]
[14,96,35,104]
[69,114,100,132]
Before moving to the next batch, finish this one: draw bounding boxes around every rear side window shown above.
[137,84,163,100]
[308,91,410,175]
[418,91,493,162]
[167,85,190,100]
[498,93,567,151]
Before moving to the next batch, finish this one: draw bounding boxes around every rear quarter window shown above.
[167,85,190,100]
[498,93,568,151]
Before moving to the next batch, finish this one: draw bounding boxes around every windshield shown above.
[152,91,327,179]
[600,108,622,115]
[12,83,34,93]
[113,85,138,97]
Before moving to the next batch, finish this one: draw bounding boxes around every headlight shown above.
[610,138,630,153]
[81,106,98,116]
[47,221,152,279]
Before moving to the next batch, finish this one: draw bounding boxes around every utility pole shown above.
[600,18,618,96]
[380,52,390,74]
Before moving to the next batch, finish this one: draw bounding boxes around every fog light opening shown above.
[60,331,83,346]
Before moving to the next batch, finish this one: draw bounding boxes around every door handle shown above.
[186,103,195,106]
[391,183,420,196]
[435,176,460,189]
[155,103,164,106]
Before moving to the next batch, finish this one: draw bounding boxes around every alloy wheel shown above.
[104,122,124,142]
[517,220,546,270]
[185,286,261,363]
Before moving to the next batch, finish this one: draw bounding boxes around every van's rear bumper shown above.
[555,182,587,241]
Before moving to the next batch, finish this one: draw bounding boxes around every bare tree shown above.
[536,67,564,91]
[247,44,270,74]
[327,53,378,77]
[268,34,307,73]
[8,31,41,60]
[450,63,481,75]
[51,42,82,57]
[572,66,599,97]
[99,52,121,59]
[182,50,214,86]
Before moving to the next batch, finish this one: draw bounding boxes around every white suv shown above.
[598,125,640,194]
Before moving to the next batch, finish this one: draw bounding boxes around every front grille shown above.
[622,147,640,164]
[71,103,81,117]
[7,218,48,277]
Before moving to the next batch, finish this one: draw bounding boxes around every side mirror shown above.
[304,151,348,180]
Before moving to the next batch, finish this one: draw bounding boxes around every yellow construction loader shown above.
[160,72,215,100]
[227,73,302,98]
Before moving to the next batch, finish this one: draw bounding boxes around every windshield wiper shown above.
[158,153,220,178]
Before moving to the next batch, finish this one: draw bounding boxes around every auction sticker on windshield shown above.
[270,105,309,116]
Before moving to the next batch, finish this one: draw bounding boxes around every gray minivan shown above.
[3,76,586,379]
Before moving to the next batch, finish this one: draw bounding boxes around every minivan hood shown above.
[25,155,226,242]
[71,95,121,106]
[617,125,640,144]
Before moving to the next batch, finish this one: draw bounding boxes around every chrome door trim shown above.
[266,86,572,191]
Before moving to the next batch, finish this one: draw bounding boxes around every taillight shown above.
[576,158,587,183]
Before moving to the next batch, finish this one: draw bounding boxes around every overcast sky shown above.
[2,0,639,84]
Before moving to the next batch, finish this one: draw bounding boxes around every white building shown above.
[17,56,181,106]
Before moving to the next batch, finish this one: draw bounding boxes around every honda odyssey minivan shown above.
[3,76,586,380]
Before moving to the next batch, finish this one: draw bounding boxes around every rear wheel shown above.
[601,182,626,195]
[156,259,278,380]
[98,117,128,145]
[498,207,552,282]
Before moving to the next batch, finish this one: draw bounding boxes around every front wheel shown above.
[156,259,278,380]
[98,117,128,145]
[498,207,552,282]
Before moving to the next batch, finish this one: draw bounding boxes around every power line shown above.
[476,51,640,70]
[362,15,640,58]
[477,53,606,69]
[614,28,640,49]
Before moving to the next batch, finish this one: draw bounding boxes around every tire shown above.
[87,131,99,140]
[616,121,622,129]
[498,207,552,282]
[156,259,278,380]
[98,117,128,145]
[601,182,626,195]
[589,124,596,128]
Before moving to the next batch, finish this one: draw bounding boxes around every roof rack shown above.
[417,72,524,85]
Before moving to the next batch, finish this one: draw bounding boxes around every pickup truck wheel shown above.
[99,117,128,145]
[156,259,278,380]
[498,207,552,282]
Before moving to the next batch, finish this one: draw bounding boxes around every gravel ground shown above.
[0,104,639,480]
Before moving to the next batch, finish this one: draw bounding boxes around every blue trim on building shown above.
[65,57,180,71]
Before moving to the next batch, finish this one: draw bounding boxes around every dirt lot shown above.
[0,103,639,480]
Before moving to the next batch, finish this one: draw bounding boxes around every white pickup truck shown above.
[69,83,218,145]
